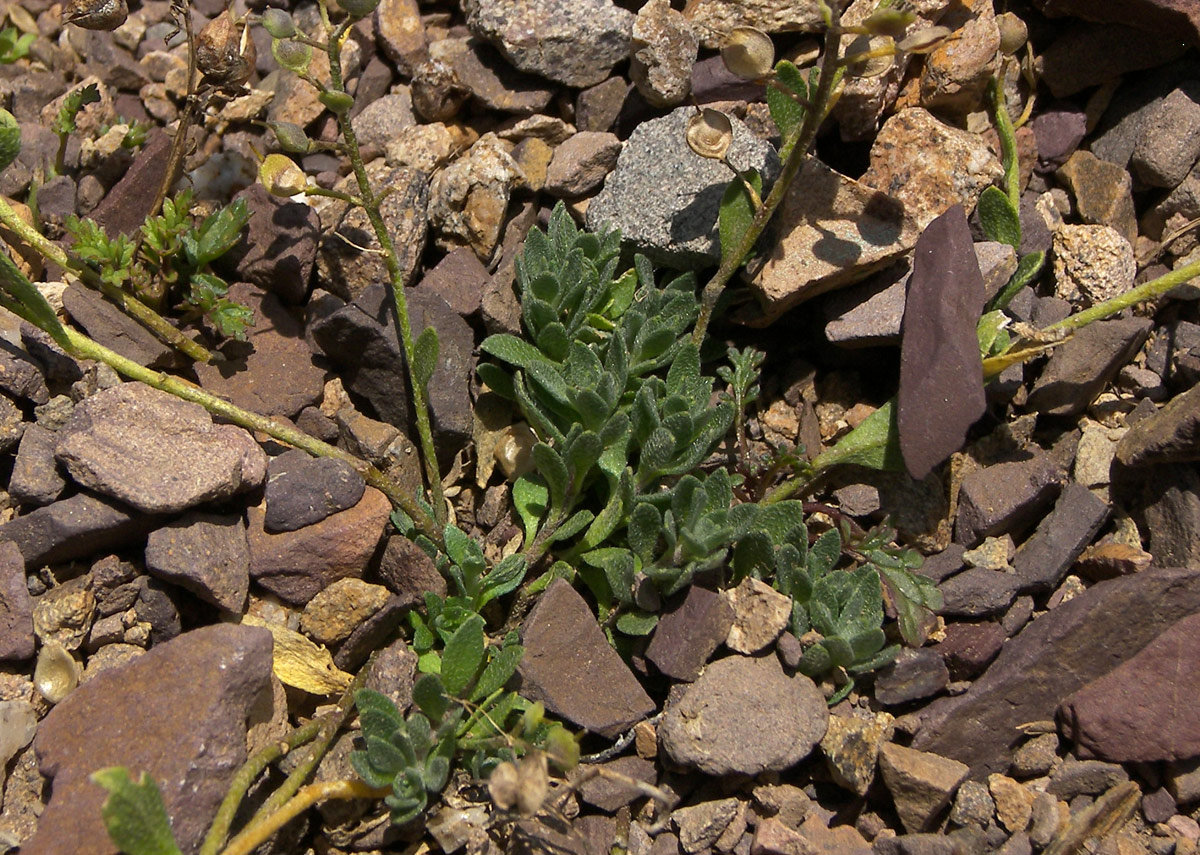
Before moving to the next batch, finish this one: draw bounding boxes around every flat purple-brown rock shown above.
[517,579,655,738]
[1059,611,1200,762]
[25,624,272,855]
[912,566,1200,777]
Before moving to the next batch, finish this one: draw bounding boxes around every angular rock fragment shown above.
[518,579,654,738]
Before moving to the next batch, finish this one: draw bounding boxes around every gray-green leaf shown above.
[91,768,183,855]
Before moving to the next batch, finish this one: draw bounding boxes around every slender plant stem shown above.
[219,780,389,855]
[322,25,447,527]
[233,654,374,841]
[0,195,218,364]
[1041,255,1200,335]
[691,22,844,344]
[989,76,1020,210]
[0,253,443,543]
[199,720,323,855]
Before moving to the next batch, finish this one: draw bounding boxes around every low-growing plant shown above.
[0,0,1198,852]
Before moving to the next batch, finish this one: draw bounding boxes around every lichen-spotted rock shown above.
[659,654,828,776]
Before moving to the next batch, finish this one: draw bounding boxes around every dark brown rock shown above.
[1032,103,1088,171]
[517,579,654,738]
[645,585,733,682]
[1026,318,1152,417]
[61,284,174,370]
[194,285,328,419]
[415,246,491,320]
[263,448,365,533]
[912,566,1200,777]
[874,648,951,706]
[1139,464,1200,568]
[938,568,1020,618]
[954,455,1063,547]
[936,621,1006,681]
[55,383,266,515]
[0,491,158,568]
[218,184,320,305]
[898,206,987,480]
[9,424,67,507]
[375,534,447,606]
[90,129,172,239]
[247,486,392,605]
[576,756,657,812]
[0,341,49,405]
[144,512,251,613]
[1031,0,1200,47]
[1038,22,1188,98]
[1011,483,1109,593]
[312,284,474,466]
[659,654,828,776]
[437,37,554,115]
[1116,383,1200,467]
[1055,151,1137,245]
[1059,610,1200,762]
[25,624,272,855]
[0,540,34,661]
[332,594,408,672]
[1045,758,1128,799]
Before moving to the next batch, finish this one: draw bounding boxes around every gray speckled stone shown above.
[586,106,779,268]
[464,0,633,88]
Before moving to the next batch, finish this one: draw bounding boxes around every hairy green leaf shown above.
[441,614,485,698]
[977,185,1021,248]
[91,768,183,855]
[719,168,763,265]
[413,327,439,389]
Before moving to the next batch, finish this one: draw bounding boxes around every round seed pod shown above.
[844,34,894,79]
[318,90,355,115]
[721,26,775,80]
[686,108,733,161]
[860,7,915,38]
[337,0,381,18]
[996,12,1027,55]
[897,25,953,53]
[196,10,256,89]
[62,0,127,31]
[0,109,20,174]
[269,121,313,155]
[34,641,79,704]
[272,37,312,74]
[259,153,307,197]
[261,8,296,39]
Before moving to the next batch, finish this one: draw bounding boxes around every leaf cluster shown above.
[65,191,254,339]
[479,205,942,674]
[352,615,573,825]
[0,25,34,64]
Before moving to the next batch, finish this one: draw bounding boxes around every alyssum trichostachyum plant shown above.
[1,0,1199,851]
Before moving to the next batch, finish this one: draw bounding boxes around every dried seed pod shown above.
[844,34,894,79]
[721,26,774,80]
[488,761,519,810]
[63,0,127,31]
[260,8,296,39]
[259,153,307,196]
[494,421,536,480]
[196,9,256,89]
[686,108,732,161]
[34,641,79,704]
[996,12,1027,55]
[272,37,312,74]
[516,752,549,816]
[0,109,20,173]
[897,25,953,53]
